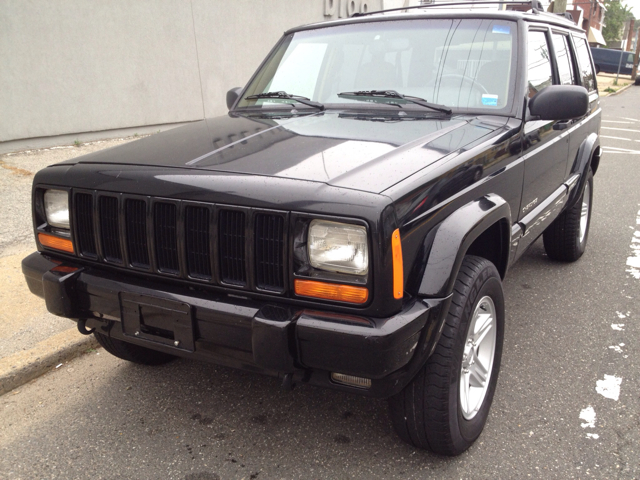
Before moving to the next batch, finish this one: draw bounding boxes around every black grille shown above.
[73,192,287,293]
[219,210,246,285]
[255,214,285,291]
[99,196,122,263]
[75,193,96,257]
[154,202,180,274]
[185,206,211,280]
[125,199,149,268]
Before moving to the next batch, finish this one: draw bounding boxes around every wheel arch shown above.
[417,194,511,298]
[568,133,600,209]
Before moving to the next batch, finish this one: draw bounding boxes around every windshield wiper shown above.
[338,90,452,115]
[244,91,324,110]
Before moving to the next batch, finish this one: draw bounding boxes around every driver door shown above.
[519,28,570,224]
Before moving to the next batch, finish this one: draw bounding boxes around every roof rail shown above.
[556,11,574,21]
[352,0,543,17]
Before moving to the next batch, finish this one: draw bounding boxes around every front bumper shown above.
[22,252,450,398]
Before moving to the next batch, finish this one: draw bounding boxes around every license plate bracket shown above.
[120,292,194,352]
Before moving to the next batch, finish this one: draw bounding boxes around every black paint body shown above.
[23,10,601,397]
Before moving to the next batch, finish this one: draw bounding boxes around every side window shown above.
[527,31,553,98]
[573,36,596,91]
[626,52,635,68]
[552,34,575,85]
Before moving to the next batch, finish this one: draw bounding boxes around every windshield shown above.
[238,18,517,112]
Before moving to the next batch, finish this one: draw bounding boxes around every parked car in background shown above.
[590,46,637,75]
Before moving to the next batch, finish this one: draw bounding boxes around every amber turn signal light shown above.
[294,279,368,304]
[38,233,74,253]
[392,228,403,299]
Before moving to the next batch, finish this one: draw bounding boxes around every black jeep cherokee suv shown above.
[23,1,601,455]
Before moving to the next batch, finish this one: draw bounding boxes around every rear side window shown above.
[626,51,635,67]
[573,36,596,91]
[552,34,575,85]
[527,31,553,98]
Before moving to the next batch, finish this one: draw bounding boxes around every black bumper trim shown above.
[22,251,450,397]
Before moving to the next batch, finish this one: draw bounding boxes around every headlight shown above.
[44,189,70,229]
[308,220,368,275]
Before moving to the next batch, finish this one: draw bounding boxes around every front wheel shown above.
[388,256,504,455]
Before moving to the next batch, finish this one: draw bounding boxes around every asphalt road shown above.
[1,87,639,480]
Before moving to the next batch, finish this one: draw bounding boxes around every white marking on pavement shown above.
[601,151,640,154]
[595,375,622,401]
[601,146,640,153]
[602,120,634,124]
[608,344,625,354]
[579,406,596,428]
[601,135,632,141]
[616,311,627,318]
[611,324,625,331]
[602,126,640,133]
[627,212,640,280]
[621,117,640,122]
[586,433,600,440]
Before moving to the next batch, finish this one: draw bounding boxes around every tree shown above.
[602,0,635,45]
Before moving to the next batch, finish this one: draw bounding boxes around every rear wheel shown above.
[388,256,504,455]
[94,331,176,365]
[543,169,593,262]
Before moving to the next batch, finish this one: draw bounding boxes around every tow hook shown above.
[77,319,95,335]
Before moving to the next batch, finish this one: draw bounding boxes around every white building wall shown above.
[0,0,383,149]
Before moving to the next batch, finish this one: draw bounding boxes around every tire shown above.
[543,169,593,262]
[595,65,601,74]
[94,331,176,365]
[635,76,640,86]
[388,256,504,456]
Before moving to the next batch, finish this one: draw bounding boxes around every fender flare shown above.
[417,194,511,298]
[568,133,600,208]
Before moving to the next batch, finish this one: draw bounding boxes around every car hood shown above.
[63,111,506,194]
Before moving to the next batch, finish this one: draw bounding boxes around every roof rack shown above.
[352,0,544,17]
[555,11,574,20]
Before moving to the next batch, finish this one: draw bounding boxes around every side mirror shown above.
[226,87,243,110]
[528,85,589,121]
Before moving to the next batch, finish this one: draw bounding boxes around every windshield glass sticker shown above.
[492,25,511,35]
[482,94,499,106]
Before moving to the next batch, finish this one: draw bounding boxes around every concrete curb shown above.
[0,327,99,396]
[609,82,634,97]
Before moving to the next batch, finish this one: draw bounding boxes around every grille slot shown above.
[154,202,180,274]
[99,196,122,263]
[255,214,285,291]
[185,206,212,280]
[75,193,96,257]
[125,199,149,268]
[219,210,246,285]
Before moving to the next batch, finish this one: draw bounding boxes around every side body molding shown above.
[418,194,511,298]
[568,133,600,208]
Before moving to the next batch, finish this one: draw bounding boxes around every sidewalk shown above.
[0,136,139,395]
[597,73,636,96]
